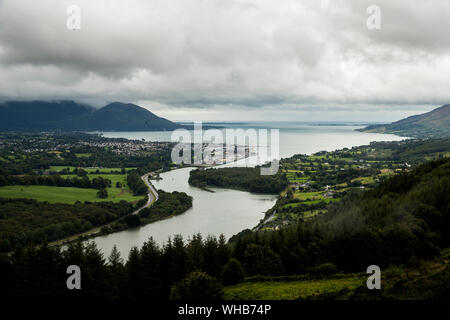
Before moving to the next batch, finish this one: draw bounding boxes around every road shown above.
[132,172,159,215]
[48,171,159,247]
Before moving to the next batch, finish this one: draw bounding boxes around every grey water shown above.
[91,123,406,258]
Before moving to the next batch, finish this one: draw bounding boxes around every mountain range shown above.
[358,104,450,138]
[0,101,184,131]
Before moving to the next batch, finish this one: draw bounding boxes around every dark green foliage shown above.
[231,158,450,274]
[123,214,140,228]
[189,167,288,194]
[76,168,88,177]
[221,258,246,286]
[3,234,228,300]
[308,263,337,277]
[169,271,223,301]
[0,157,448,300]
[243,244,284,276]
[0,174,111,190]
[97,188,108,198]
[138,190,192,223]
[358,104,450,139]
[107,245,128,300]
[0,198,133,252]
[127,171,148,195]
[126,239,163,299]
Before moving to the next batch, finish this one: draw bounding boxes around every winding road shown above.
[49,171,159,246]
[132,172,159,215]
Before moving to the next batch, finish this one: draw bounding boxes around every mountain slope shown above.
[0,100,183,131]
[0,101,93,131]
[358,104,450,138]
[88,102,181,131]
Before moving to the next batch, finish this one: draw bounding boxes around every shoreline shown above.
[47,171,160,248]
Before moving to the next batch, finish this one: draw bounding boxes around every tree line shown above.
[0,174,111,190]
[101,191,193,233]
[126,171,148,195]
[0,199,135,252]
[0,157,448,299]
[0,235,231,300]
[189,167,289,194]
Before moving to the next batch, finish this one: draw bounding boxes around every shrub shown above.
[221,258,246,286]
[170,271,223,301]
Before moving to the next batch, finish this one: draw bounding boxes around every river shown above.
[91,123,406,258]
[92,167,277,258]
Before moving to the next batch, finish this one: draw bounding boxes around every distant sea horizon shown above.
[99,122,406,159]
[175,120,388,127]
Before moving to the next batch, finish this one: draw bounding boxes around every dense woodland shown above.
[0,199,134,252]
[232,158,449,273]
[101,191,193,233]
[139,191,193,224]
[1,157,448,299]
[189,167,289,194]
[0,174,111,190]
[127,171,148,195]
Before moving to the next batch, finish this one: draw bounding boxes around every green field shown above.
[75,153,91,158]
[301,198,339,205]
[0,185,143,204]
[293,191,322,200]
[61,173,129,186]
[0,170,145,204]
[351,176,375,184]
[224,276,364,300]
[49,166,136,173]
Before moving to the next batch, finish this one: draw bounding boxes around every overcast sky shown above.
[0,0,449,122]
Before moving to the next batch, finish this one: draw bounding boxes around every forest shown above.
[1,157,448,299]
[101,190,193,233]
[188,167,289,194]
[139,190,193,224]
[0,199,134,252]
[127,171,148,195]
[0,173,111,190]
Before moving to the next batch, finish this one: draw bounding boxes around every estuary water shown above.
[92,123,406,258]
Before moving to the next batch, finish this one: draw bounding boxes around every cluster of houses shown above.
[291,181,310,192]
[79,140,167,155]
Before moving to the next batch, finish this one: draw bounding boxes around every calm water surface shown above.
[92,123,406,258]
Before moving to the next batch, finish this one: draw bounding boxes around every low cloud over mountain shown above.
[0,0,449,121]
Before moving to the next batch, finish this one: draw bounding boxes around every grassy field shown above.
[0,184,143,204]
[75,153,91,158]
[61,173,129,187]
[293,191,322,200]
[49,166,136,173]
[223,275,365,300]
[351,176,375,184]
[0,169,145,204]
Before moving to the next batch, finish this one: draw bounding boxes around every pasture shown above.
[0,182,143,204]
[223,275,364,300]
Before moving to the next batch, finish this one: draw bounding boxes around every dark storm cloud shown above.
[0,0,449,119]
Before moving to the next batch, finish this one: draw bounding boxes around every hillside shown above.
[358,104,450,138]
[223,250,450,300]
[0,100,183,131]
[230,157,450,275]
